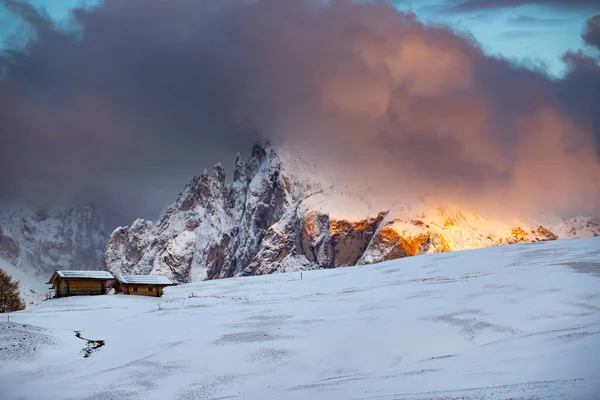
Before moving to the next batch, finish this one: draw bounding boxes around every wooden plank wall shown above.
[56,279,108,297]
[127,285,161,297]
[120,285,165,297]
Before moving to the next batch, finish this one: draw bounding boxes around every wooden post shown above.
[301,272,303,280]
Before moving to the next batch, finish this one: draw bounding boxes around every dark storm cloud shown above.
[558,14,600,160]
[445,0,600,12]
[582,14,600,49]
[0,0,262,223]
[1,0,599,224]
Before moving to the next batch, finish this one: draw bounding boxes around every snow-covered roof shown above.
[114,274,173,285]
[50,270,114,281]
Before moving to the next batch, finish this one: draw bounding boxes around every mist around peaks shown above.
[0,0,599,222]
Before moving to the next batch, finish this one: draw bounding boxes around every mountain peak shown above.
[101,143,600,284]
[251,141,268,161]
[213,163,226,183]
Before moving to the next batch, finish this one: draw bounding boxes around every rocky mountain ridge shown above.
[101,143,600,283]
[0,204,107,277]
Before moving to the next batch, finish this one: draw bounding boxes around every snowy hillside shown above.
[102,142,600,284]
[1,237,599,399]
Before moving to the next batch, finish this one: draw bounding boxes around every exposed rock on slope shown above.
[102,145,299,281]
[102,143,600,283]
[0,205,107,276]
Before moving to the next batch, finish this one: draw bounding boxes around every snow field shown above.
[0,237,599,399]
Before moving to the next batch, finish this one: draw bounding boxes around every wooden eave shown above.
[47,272,113,285]
[118,282,173,287]
[47,271,59,285]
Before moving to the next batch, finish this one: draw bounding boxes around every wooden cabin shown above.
[111,274,174,297]
[47,270,114,298]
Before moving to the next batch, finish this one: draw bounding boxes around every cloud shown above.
[0,0,599,224]
[508,15,571,25]
[582,14,600,49]
[0,0,262,223]
[557,14,600,172]
[445,0,600,13]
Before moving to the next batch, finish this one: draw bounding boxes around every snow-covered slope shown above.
[102,143,600,283]
[2,237,600,399]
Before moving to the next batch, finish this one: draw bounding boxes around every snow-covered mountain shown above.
[0,204,108,303]
[102,143,600,283]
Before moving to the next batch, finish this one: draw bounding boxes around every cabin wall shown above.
[55,279,108,297]
[121,285,164,297]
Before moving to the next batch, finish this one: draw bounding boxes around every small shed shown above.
[47,270,114,298]
[111,274,174,297]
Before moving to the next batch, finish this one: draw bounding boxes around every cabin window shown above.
[133,287,138,292]
[148,287,154,292]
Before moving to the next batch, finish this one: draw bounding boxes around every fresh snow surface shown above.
[115,274,173,285]
[55,270,115,280]
[1,238,599,400]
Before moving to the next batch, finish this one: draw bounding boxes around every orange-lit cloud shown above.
[1,0,599,222]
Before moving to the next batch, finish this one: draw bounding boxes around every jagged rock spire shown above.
[213,163,226,183]
[233,153,246,183]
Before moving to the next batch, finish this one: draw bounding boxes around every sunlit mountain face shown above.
[100,143,599,284]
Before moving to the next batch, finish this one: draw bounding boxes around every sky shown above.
[405,0,600,76]
[0,1,91,44]
[0,0,599,226]
[1,0,598,76]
